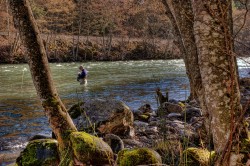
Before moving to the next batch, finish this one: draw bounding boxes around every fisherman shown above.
[77,65,88,85]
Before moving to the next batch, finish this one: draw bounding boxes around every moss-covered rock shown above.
[182,147,215,166]
[70,132,114,165]
[117,148,162,166]
[16,139,59,166]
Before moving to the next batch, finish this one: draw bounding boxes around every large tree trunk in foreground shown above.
[192,1,247,165]
[162,0,248,165]
[9,0,77,158]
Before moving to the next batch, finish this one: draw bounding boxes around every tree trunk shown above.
[162,0,209,132]
[8,0,77,160]
[192,1,247,165]
[161,0,203,102]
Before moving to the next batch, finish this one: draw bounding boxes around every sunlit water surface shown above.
[0,59,250,156]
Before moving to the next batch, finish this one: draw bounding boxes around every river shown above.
[0,59,249,159]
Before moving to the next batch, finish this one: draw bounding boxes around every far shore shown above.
[0,33,180,64]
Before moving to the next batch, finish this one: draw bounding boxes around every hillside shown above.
[0,0,249,63]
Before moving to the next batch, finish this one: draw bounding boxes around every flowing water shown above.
[0,59,250,158]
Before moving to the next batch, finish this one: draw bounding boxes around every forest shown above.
[0,0,250,166]
[0,0,249,62]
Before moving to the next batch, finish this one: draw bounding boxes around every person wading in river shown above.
[77,65,88,85]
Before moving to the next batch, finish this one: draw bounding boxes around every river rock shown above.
[145,126,159,135]
[122,139,143,149]
[181,107,201,122]
[73,99,134,138]
[158,102,183,117]
[167,113,183,120]
[117,148,162,166]
[103,134,124,154]
[70,132,114,165]
[16,139,59,166]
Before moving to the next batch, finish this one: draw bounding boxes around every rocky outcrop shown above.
[70,132,114,165]
[71,99,134,138]
[16,139,59,166]
[117,148,162,166]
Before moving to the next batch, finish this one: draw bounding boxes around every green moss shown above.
[70,132,113,165]
[16,139,59,166]
[182,147,215,166]
[117,148,162,166]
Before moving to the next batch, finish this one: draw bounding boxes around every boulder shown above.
[16,139,59,166]
[72,99,134,138]
[70,132,114,165]
[117,148,162,166]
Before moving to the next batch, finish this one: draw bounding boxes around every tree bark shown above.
[8,0,77,160]
[162,0,248,165]
[161,0,203,102]
[192,1,247,165]
[162,0,209,133]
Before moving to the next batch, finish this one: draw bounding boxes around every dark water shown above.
[0,59,249,158]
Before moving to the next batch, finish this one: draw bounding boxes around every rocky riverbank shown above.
[0,34,180,64]
[2,78,250,166]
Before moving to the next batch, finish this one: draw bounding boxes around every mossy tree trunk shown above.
[8,0,77,161]
[192,1,247,165]
[162,0,248,165]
